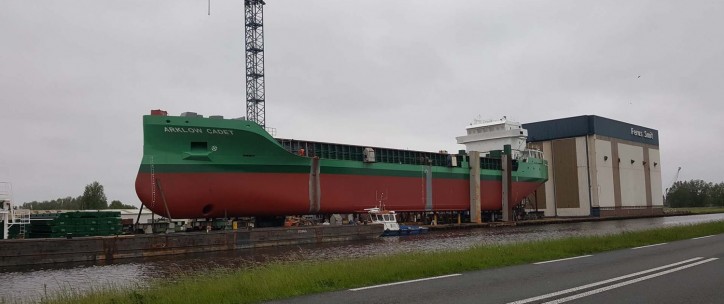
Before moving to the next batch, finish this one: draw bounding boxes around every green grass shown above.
[665,207,724,214]
[37,220,724,304]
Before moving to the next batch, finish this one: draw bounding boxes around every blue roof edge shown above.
[523,115,659,146]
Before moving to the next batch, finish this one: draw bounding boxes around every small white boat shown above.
[364,207,428,236]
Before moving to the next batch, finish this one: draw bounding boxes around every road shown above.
[268,233,724,304]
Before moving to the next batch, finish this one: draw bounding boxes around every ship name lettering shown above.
[163,127,234,135]
[164,127,203,133]
[206,129,234,135]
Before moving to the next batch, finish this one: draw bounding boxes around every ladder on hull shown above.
[1,182,31,239]
[16,210,31,239]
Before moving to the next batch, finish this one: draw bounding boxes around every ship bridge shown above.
[456,117,529,158]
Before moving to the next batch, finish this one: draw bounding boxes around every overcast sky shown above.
[1,0,723,205]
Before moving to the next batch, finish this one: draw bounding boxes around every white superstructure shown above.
[1,182,12,239]
[364,207,400,232]
[1,182,30,240]
[456,117,528,156]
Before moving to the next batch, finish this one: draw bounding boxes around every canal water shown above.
[2,214,723,303]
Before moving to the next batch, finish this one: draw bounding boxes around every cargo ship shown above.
[134,110,548,219]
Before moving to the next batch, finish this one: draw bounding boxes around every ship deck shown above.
[275,138,517,170]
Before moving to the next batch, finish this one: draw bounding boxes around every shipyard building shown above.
[522,116,663,217]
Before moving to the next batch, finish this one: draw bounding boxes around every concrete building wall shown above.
[524,115,662,218]
[649,149,664,206]
[576,137,591,210]
[528,135,661,217]
[532,138,591,217]
[595,139,615,208]
[541,141,556,217]
[618,143,646,207]
[553,136,591,217]
[586,135,599,208]
[552,139,580,210]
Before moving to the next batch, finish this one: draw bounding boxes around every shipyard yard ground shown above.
[26,220,724,304]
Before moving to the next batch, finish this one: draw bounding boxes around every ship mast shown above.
[245,0,266,127]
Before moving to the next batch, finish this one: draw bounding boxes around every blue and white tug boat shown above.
[365,207,428,236]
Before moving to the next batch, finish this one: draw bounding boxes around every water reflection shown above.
[2,213,723,302]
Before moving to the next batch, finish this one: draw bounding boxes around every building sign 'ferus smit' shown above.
[631,128,654,140]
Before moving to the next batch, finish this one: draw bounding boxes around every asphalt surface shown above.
[267,233,724,304]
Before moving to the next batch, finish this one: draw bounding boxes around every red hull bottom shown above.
[135,172,542,218]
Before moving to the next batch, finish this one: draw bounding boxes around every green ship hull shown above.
[135,112,548,218]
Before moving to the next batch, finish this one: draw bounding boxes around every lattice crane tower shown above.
[245,0,266,127]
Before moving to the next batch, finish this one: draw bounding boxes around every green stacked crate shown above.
[29,211,122,238]
[29,216,60,238]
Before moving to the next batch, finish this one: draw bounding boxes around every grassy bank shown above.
[42,221,724,304]
[665,207,724,214]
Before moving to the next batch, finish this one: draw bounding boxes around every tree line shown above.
[22,181,137,210]
[666,179,724,208]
